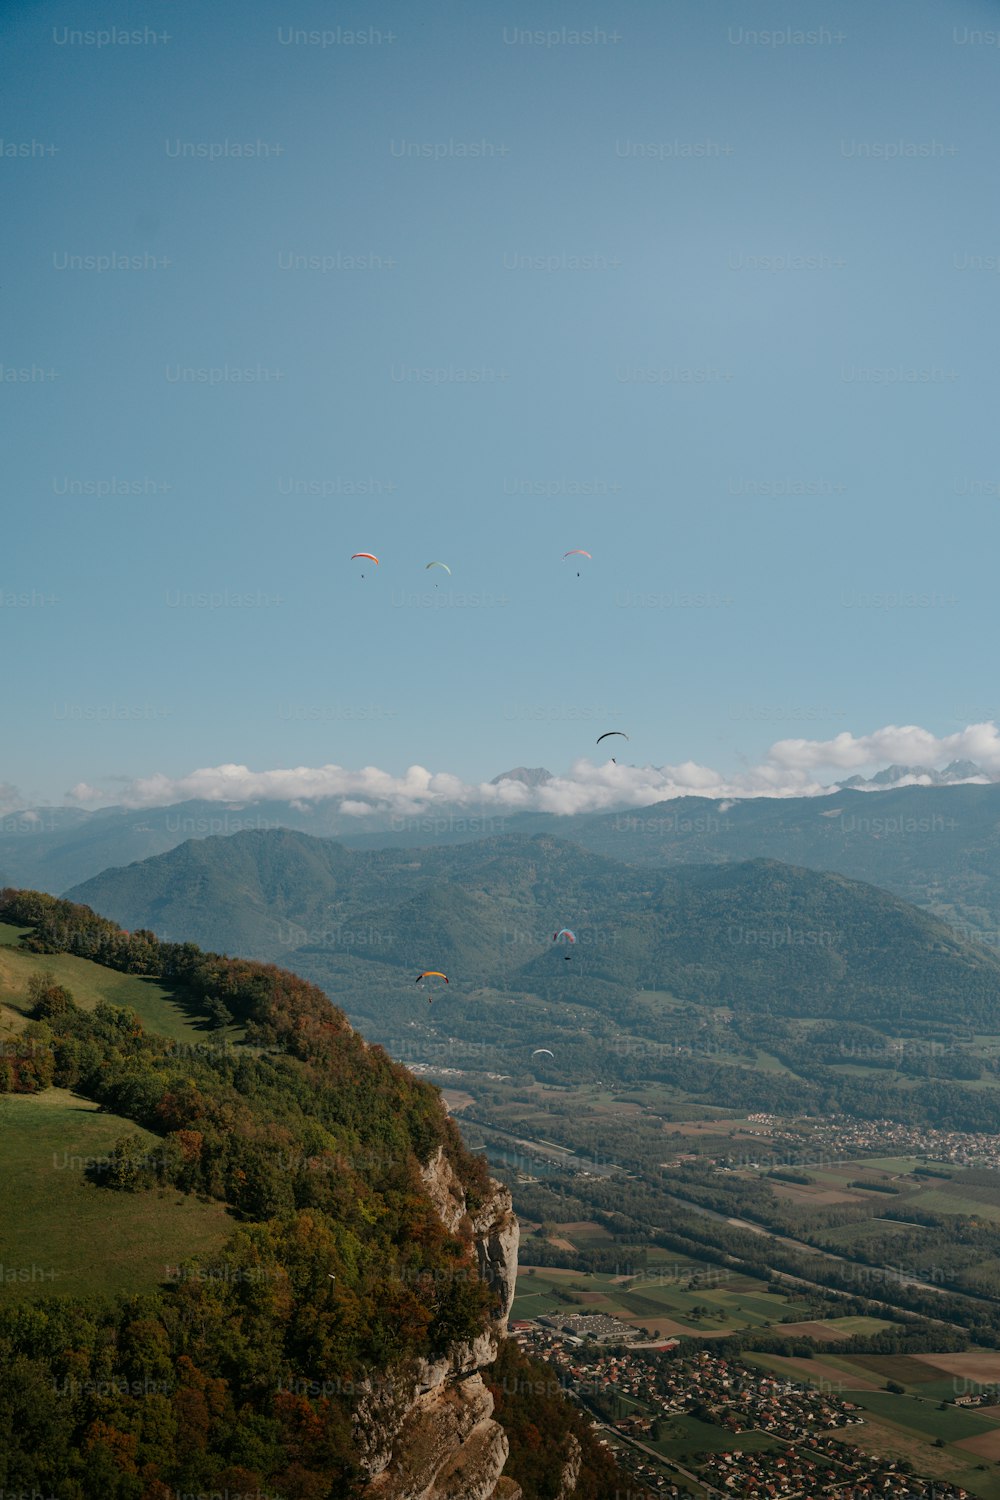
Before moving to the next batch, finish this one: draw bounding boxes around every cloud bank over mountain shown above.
[59,723,1000,818]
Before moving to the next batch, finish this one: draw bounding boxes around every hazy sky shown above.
[6,0,1000,811]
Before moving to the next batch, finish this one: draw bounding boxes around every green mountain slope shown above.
[62,827,360,955]
[567,782,1000,941]
[61,829,1000,1136]
[68,830,1000,1026]
[0,890,623,1499]
[0,926,237,1045]
[0,1088,234,1302]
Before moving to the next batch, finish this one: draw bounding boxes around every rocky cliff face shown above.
[419,1146,519,1337]
[354,1150,522,1499]
[556,1433,582,1499]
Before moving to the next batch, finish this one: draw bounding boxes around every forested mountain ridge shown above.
[67,829,1000,1027]
[562,781,1000,940]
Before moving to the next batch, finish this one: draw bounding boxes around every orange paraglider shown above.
[415,971,449,1004]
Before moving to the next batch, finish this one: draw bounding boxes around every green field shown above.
[914,1187,1000,1224]
[743,1349,1000,1499]
[802,1315,898,1336]
[750,1049,800,1076]
[754,1345,1000,1408]
[0,923,32,947]
[862,1156,938,1173]
[512,1261,810,1333]
[850,1354,946,1386]
[819,1217,920,1249]
[849,1389,996,1441]
[632,990,687,1010]
[651,1414,781,1461]
[0,921,243,1046]
[0,1088,235,1301]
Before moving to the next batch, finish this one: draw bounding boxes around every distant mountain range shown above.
[492,760,990,792]
[837,759,986,790]
[66,829,1000,1030]
[489,766,554,787]
[5,778,1000,942]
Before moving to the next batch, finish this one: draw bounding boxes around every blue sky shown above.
[5,0,1000,811]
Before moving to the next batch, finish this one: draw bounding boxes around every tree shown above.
[205,995,233,1029]
[27,971,76,1020]
[104,1135,157,1191]
[228,1144,296,1219]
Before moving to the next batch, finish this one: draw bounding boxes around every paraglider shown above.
[564,548,591,577]
[425,561,451,574]
[351,552,379,578]
[596,730,628,763]
[415,970,449,1004]
[532,1048,555,1058]
[553,929,576,960]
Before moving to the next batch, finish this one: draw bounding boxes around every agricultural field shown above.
[818,1216,927,1249]
[914,1183,1000,1224]
[771,1316,898,1342]
[850,1354,955,1390]
[512,1257,813,1337]
[0,1088,235,1303]
[558,1219,616,1242]
[849,1391,993,1437]
[746,1347,1000,1500]
[468,1075,1000,1492]
[748,1350,882,1391]
[915,1352,1000,1385]
[862,1156,941,1173]
[438,1086,476,1114]
[651,1416,781,1462]
[660,1115,749,1136]
[729,1147,1000,1244]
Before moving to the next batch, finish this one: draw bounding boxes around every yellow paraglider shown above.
[415,970,449,1005]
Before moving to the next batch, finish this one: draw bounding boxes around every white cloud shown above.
[0,783,26,815]
[59,721,1000,818]
[765,722,1000,775]
[66,782,106,804]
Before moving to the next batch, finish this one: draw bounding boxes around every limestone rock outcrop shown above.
[418,1146,519,1335]
[354,1153,522,1499]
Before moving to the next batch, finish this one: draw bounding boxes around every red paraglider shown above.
[553,929,576,960]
